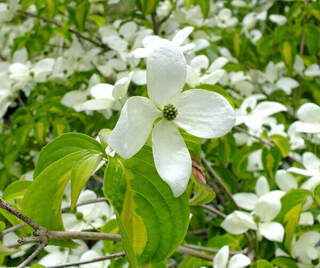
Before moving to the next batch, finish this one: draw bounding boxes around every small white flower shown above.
[222,177,285,242]
[107,37,235,197]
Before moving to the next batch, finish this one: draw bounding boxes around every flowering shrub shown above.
[0,0,320,267]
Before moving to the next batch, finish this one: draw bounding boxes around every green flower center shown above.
[163,104,178,121]
[75,212,84,220]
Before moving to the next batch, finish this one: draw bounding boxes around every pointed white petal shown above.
[299,212,314,226]
[221,211,257,235]
[107,97,161,159]
[174,89,235,138]
[302,152,320,175]
[297,103,320,124]
[288,166,314,177]
[254,101,287,117]
[259,222,284,242]
[269,14,287,25]
[208,57,229,72]
[213,246,229,268]
[152,120,191,197]
[305,64,320,76]
[255,176,270,197]
[200,69,226,85]
[112,77,130,100]
[275,170,297,192]
[61,91,87,107]
[276,77,299,94]
[132,69,146,85]
[146,38,186,108]
[74,99,114,111]
[119,21,138,41]
[90,83,114,100]
[131,48,151,58]
[233,193,258,210]
[190,55,209,71]
[172,26,194,46]
[301,176,320,191]
[228,254,251,268]
[294,121,320,133]
[254,191,284,221]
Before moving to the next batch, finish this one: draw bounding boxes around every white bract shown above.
[213,245,251,268]
[294,103,320,134]
[107,37,235,197]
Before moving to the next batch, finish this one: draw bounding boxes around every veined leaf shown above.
[283,204,301,253]
[23,133,104,231]
[104,146,189,266]
[34,132,104,177]
[22,150,88,231]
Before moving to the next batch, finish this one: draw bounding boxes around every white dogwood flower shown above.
[222,176,285,242]
[107,37,235,197]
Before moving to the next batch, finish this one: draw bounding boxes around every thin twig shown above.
[46,251,126,268]
[22,11,107,49]
[0,223,25,238]
[183,244,244,255]
[200,204,226,219]
[234,126,272,146]
[176,246,213,261]
[61,197,109,211]
[201,159,240,210]
[47,231,121,241]
[0,199,40,230]
[17,240,48,268]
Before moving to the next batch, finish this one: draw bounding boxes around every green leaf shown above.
[276,189,312,223]
[22,133,104,232]
[272,257,299,268]
[261,146,281,181]
[252,259,273,268]
[104,146,189,266]
[3,180,32,201]
[34,132,104,177]
[189,176,215,206]
[45,0,58,18]
[281,41,294,68]
[195,0,210,18]
[34,118,50,145]
[270,135,290,157]
[140,0,160,14]
[304,24,320,55]
[52,118,70,138]
[314,184,320,207]
[89,14,106,26]
[22,150,88,231]
[70,151,103,210]
[0,221,5,232]
[283,203,301,252]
